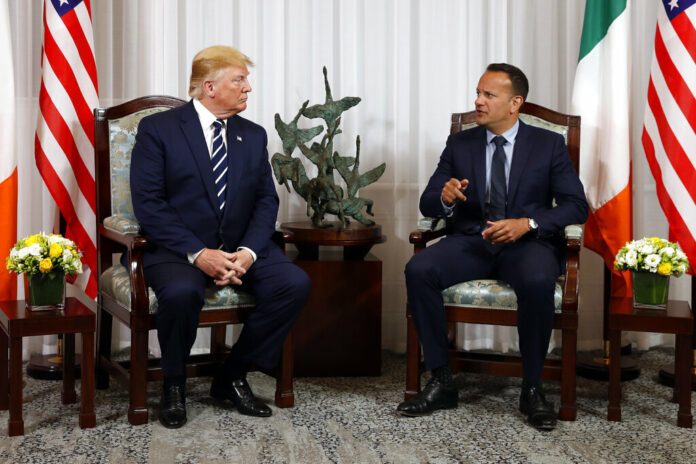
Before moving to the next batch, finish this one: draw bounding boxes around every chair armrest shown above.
[104,215,140,234]
[561,225,583,313]
[98,223,150,314]
[564,224,583,241]
[409,217,448,248]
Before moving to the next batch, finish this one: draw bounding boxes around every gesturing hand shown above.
[482,218,530,244]
[441,178,469,206]
[193,248,247,286]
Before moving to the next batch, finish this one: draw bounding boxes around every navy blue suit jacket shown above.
[420,120,588,247]
[130,100,279,268]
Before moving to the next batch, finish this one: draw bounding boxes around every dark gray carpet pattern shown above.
[0,348,695,463]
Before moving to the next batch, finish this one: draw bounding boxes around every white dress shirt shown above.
[187,99,257,264]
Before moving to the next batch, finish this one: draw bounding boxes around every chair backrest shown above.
[94,96,186,226]
[449,102,580,174]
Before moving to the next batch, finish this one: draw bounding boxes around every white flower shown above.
[625,250,638,267]
[639,244,655,255]
[660,246,675,257]
[645,254,661,269]
[74,259,83,274]
[9,248,18,258]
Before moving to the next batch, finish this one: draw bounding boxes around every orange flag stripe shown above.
[583,183,633,297]
[0,168,17,301]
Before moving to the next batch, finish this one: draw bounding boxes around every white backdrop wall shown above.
[6,0,691,358]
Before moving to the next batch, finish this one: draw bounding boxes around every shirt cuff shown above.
[440,198,455,218]
[238,246,257,262]
[188,249,204,264]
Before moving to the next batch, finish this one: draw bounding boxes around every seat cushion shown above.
[100,265,255,314]
[442,278,563,313]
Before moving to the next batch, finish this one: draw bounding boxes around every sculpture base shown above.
[657,366,696,390]
[281,221,385,260]
[26,353,82,381]
[576,350,641,381]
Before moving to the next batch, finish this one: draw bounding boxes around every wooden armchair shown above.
[404,102,583,421]
[94,96,294,425]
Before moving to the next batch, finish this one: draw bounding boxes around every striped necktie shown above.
[211,119,227,211]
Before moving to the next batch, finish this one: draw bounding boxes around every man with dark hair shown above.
[397,63,588,430]
[130,45,311,428]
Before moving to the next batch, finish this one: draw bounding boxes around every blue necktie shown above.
[488,135,507,221]
[211,119,228,211]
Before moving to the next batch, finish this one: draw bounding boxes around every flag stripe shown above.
[571,0,632,297]
[654,25,696,133]
[643,2,696,275]
[577,0,627,61]
[60,9,98,89]
[642,129,696,264]
[35,139,97,270]
[36,0,98,298]
[672,8,696,64]
[38,83,96,209]
[43,11,95,140]
[646,81,696,203]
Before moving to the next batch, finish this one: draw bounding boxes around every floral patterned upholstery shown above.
[103,216,140,234]
[416,218,581,314]
[108,107,171,222]
[442,278,564,313]
[101,265,255,314]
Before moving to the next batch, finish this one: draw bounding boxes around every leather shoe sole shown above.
[397,400,457,417]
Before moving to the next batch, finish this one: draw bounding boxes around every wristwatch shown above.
[528,218,538,233]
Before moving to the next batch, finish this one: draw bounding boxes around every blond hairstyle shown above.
[188,46,254,99]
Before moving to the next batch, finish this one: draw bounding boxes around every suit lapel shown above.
[223,115,245,212]
[507,120,531,209]
[471,126,488,213]
[180,101,221,218]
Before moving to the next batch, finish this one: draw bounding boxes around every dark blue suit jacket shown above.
[420,120,588,246]
[130,100,279,268]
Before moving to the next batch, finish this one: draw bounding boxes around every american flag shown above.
[642,0,696,273]
[35,0,98,297]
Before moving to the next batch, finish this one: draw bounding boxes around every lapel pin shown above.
[236,135,243,142]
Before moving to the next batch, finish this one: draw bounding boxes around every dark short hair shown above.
[486,63,529,102]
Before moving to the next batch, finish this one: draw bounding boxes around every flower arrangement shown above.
[614,237,689,277]
[6,232,83,279]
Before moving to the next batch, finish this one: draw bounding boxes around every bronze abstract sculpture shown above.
[272,67,386,228]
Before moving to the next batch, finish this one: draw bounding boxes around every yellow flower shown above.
[657,262,672,276]
[49,243,63,258]
[25,235,39,246]
[39,258,53,273]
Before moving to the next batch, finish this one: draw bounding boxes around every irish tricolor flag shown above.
[0,1,17,300]
[571,0,633,297]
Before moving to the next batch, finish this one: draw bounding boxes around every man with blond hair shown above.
[130,46,310,428]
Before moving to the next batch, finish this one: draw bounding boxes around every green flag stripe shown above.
[578,0,627,62]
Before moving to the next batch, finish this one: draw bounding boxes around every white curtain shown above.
[6,0,690,358]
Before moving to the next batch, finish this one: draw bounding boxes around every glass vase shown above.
[632,271,669,310]
[24,271,66,311]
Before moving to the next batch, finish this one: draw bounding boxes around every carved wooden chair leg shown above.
[405,311,421,400]
[128,328,149,425]
[95,309,112,390]
[559,326,577,420]
[274,331,294,408]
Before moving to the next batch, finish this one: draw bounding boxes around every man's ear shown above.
[510,95,524,114]
[202,80,215,98]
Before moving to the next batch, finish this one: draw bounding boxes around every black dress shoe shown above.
[397,376,458,417]
[159,385,187,429]
[210,377,272,417]
[519,384,557,430]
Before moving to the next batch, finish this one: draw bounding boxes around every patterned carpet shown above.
[0,348,694,464]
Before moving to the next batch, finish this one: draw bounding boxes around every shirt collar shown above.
[192,98,223,130]
[486,119,519,146]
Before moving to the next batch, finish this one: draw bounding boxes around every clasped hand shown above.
[481,218,530,244]
[194,248,254,286]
